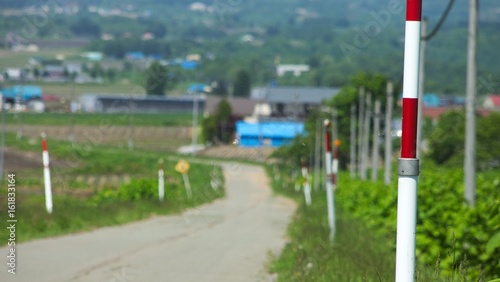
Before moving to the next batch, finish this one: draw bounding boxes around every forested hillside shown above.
[1,0,499,94]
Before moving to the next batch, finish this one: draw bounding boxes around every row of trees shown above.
[143,61,251,96]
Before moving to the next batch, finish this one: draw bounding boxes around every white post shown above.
[41,133,53,214]
[182,173,193,199]
[324,119,335,242]
[158,159,165,201]
[385,82,394,185]
[371,100,381,182]
[301,161,312,206]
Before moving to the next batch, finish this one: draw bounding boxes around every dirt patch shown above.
[3,147,79,174]
[6,125,191,151]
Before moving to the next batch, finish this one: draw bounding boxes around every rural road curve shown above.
[1,163,296,282]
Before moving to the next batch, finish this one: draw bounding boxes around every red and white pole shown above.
[324,119,335,241]
[300,160,312,206]
[158,158,165,201]
[41,133,53,214]
[396,1,422,281]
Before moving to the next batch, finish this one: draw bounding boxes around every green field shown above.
[0,131,224,244]
[267,164,500,281]
[5,112,200,127]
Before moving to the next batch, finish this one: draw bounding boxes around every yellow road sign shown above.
[175,160,190,174]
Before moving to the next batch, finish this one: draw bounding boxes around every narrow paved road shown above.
[1,164,296,282]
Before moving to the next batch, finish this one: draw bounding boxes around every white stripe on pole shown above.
[158,159,165,201]
[301,166,312,206]
[41,133,53,214]
[395,176,418,280]
[402,22,421,100]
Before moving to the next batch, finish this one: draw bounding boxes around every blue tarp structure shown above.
[236,121,304,147]
[2,85,42,101]
[125,52,145,60]
[180,61,198,70]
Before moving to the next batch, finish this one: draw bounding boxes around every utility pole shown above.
[350,103,357,178]
[128,97,135,151]
[314,118,321,190]
[68,82,75,145]
[465,0,477,206]
[0,93,4,182]
[357,87,365,177]
[361,92,371,180]
[331,108,338,146]
[417,18,427,160]
[385,81,394,185]
[191,93,199,155]
[371,100,381,182]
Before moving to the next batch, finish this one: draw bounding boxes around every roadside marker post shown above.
[395,1,422,281]
[301,160,312,206]
[324,119,336,242]
[41,133,53,214]
[158,159,165,201]
[175,160,192,199]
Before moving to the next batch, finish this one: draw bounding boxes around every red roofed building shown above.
[483,95,500,110]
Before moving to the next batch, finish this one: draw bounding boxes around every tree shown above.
[89,63,103,79]
[144,61,168,95]
[427,110,465,166]
[232,69,251,97]
[70,17,100,38]
[427,111,500,169]
[202,99,233,144]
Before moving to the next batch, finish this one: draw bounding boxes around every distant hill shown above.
[1,0,499,95]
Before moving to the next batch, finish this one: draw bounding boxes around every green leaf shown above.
[486,232,500,254]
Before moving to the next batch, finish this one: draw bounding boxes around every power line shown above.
[422,0,456,41]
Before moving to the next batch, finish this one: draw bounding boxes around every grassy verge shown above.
[265,165,440,281]
[0,132,225,245]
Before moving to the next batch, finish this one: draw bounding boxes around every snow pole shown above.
[158,158,165,201]
[395,1,422,281]
[324,119,335,242]
[41,133,53,214]
[301,159,312,206]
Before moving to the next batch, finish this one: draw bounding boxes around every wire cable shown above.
[422,0,457,41]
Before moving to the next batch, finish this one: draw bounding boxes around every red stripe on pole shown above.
[406,0,422,21]
[401,98,418,158]
[325,121,332,153]
[42,139,48,151]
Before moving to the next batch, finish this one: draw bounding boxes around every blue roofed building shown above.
[125,52,145,60]
[236,121,304,148]
[2,85,42,102]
